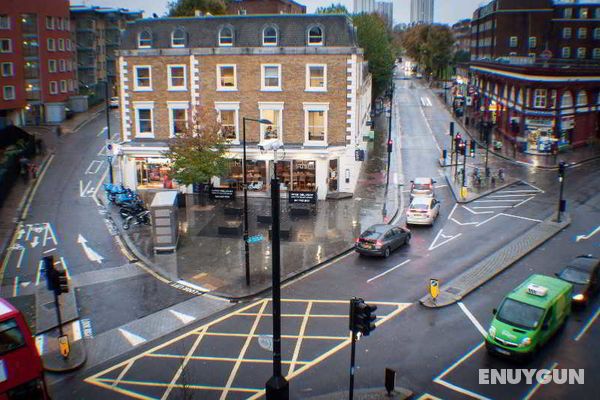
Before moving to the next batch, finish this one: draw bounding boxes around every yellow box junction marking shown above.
[85,298,411,399]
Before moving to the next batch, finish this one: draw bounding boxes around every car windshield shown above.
[0,318,26,356]
[360,230,382,240]
[410,203,428,210]
[413,184,431,191]
[496,298,545,330]
[558,267,590,284]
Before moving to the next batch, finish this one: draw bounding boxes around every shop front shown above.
[559,116,574,150]
[524,117,556,154]
[134,157,178,190]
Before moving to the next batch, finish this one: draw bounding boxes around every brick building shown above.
[0,0,75,126]
[227,0,306,15]
[451,19,471,54]
[114,14,372,199]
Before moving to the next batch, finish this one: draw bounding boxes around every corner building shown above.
[115,15,372,199]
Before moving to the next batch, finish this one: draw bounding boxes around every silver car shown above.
[410,177,436,199]
[406,197,440,225]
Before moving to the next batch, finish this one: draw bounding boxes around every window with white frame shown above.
[59,59,65,72]
[263,26,277,46]
[45,16,54,30]
[303,103,328,143]
[0,38,11,53]
[308,26,323,45]
[528,36,537,48]
[47,38,55,51]
[1,62,13,76]
[306,64,326,91]
[138,30,152,48]
[60,80,66,93]
[578,28,587,39]
[134,66,152,91]
[167,102,188,137]
[168,65,186,90]
[562,46,571,58]
[576,91,588,106]
[593,48,600,59]
[171,28,186,47]
[3,85,15,100]
[533,89,547,108]
[509,36,518,48]
[0,15,10,29]
[58,38,64,51]
[580,8,588,19]
[215,102,240,141]
[49,81,58,94]
[594,28,600,40]
[57,17,62,30]
[217,65,236,90]
[259,103,283,141]
[261,64,281,91]
[577,47,586,58]
[219,27,233,46]
[563,27,572,39]
[134,102,154,137]
[596,8,600,19]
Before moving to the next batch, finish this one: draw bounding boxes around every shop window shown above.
[259,106,282,141]
[0,38,11,53]
[138,30,152,48]
[134,66,152,91]
[293,160,316,192]
[0,15,10,29]
[308,26,323,45]
[219,26,233,46]
[534,89,547,108]
[564,8,572,18]
[576,91,588,106]
[263,26,278,46]
[578,28,587,39]
[306,64,326,91]
[562,47,571,58]
[594,28,600,40]
[223,160,267,191]
[168,65,186,90]
[168,104,188,137]
[1,62,13,76]
[580,8,588,19]
[217,65,236,90]
[261,64,281,91]
[136,159,176,189]
[563,28,571,39]
[3,85,15,100]
[171,28,186,47]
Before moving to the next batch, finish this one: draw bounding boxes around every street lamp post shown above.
[104,80,113,184]
[557,161,566,223]
[241,117,272,286]
[385,82,394,188]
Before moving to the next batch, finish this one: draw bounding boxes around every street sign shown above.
[58,335,70,358]
[246,234,264,244]
[540,50,553,60]
[429,279,440,300]
[288,191,317,204]
[210,187,235,200]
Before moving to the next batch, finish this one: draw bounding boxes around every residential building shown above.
[376,2,394,28]
[227,0,306,15]
[0,0,76,126]
[114,14,372,199]
[354,0,376,14]
[451,19,471,54]
[70,5,142,100]
[410,0,434,25]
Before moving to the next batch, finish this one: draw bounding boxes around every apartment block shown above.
[227,0,306,15]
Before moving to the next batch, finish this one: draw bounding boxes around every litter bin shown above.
[150,191,179,253]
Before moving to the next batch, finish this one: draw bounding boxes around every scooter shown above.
[103,183,127,203]
[123,209,151,230]
[119,200,146,220]
[114,190,139,206]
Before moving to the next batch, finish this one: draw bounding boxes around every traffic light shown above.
[56,269,69,294]
[42,255,69,295]
[558,161,566,179]
[387,139,393,153]
[469,140,476,157]
[449,122,454,137]
[458,140,466,156]
[454,133,462,151]
[350,298,378,336]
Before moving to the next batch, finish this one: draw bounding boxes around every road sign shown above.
[429,279,440,300]
[540,50,553,60]
[58,335,70,358]
[246,234,264,244]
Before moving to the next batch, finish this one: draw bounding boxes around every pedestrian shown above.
[56,125,62,137]
[28,163,38,179]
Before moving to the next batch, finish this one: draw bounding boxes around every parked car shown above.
[109,97,119,108]
[410,177,436,199]
[406,197,440,226]
[355,224,410,258]
[555,254,599,308]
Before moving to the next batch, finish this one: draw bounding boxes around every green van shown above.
[486,274,573,360]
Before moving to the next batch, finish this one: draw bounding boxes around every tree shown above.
[400,24,454,79]
[316,3,349,14]
[352,13,396,97]
[163,107,229,186]
[168,0,227,17]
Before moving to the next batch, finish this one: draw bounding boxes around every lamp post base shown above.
[266,375,289,400]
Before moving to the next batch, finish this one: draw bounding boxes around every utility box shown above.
[150,191,179,253]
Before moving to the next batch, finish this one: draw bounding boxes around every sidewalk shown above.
[105,114,400,300]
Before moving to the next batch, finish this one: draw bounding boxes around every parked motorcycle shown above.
[114,189,140,205]
[123,209,151,230]
[119,200,146,220]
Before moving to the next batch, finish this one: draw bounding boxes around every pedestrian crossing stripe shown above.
[85,298,411,399]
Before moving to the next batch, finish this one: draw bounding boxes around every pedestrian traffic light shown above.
[350,298,378,336]
[449,122,454,137]
[558,161,566,178]
[387,139,393,153]
[454,133,462,150]
[470,140,476,157]
[56,269,69,294]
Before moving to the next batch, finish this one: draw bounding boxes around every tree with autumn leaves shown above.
[399,24,455,80]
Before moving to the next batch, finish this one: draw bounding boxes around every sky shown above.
[71,0,486,25]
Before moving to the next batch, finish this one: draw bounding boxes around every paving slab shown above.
[35,286,79,334]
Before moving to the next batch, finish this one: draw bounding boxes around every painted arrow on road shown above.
[30,236,40,248]
[576,226,600,242]
[77,234,104,263]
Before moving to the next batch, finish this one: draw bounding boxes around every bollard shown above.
[385,368,396,396]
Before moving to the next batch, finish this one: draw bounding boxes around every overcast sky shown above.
[72,0,486,25]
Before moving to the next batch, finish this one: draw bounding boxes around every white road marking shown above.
[97,144,108,156]
[118,328,146,347]
[488,194,531,198]
[418,103,442,153]
[60,256,70,279]
[428,229,462,251]
[574,306,600,341]
[472,199,518,203]
[176,280,209,293]
[12,277,19,297]
[35,260,43,285]
[97,127,107,137]
[42,223,58,247]
[169,310,196,325]
[434,184,447,189]
[77,234,104,264]
[523,362,558,400]
[512,196,535,208]
[471,206,511,209]
[498,190,539,194]
[367,259,411,283]
[25,225,33,241]
[446,203,458,221]
[450,218,479,226]
[433,342,490,400]
[575,225,600,242]
[458,302,487,338]
[35,335,45,355]
[72,320,82,341]
[500,213,542,223]
[93,167,109,206]
[22,154,54,219]
[30,236,40,248]
[15,247,25,270]
[43,248,56,254]
[462,206,494,215]
[522,181,545,193]
[16,228,25,240]
[79,180,95,197]
[85,160,103,175]
[20,281,31,288]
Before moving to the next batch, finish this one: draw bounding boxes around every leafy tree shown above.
[400,24,454,79]
[316,3,349,14]
[168,0,227,17]
[164,107,229,186]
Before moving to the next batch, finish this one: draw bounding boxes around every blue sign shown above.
[247,235,264,244]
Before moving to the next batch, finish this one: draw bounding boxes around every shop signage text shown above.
[210,187,236,200]
[288,191,317,204]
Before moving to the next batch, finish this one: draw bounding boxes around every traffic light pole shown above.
[104,80,113,184]
[557,161,566,223]
[349,329,357,400]
[386,84,394,188]
[462,147,467,187]
[54,291,64,337]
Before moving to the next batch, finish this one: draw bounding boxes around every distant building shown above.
[451,19,471,54]
[227,0,306,15]
[376,2,394,28]
[410,0,434,25]
[354,0,376,14]
[70,5,142,100]
[0,0,76,126]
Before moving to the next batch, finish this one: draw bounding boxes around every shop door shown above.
[328,159,338,192]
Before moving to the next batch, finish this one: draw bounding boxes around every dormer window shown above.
[171,28,186,47]
[308,26,323,46]
[138,30,152,48]
[219,27,233,46]
[263,26,278,46]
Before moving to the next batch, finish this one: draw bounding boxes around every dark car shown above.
[355,224,410,258]
[555,254,599,308]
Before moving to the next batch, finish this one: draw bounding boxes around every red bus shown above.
[0,298,49,399]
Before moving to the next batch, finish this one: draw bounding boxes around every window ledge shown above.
[217,88,238,92]
[305,88,327,93]
[168,88,188,92]
[303,141,327,147]
[133,87,153,92]
[136,133,155,138]
[261,88,282,92]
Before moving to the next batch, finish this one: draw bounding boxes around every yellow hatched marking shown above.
[161,327,207,399]
[96,378,262,393]
[112,360,135,388]
[145,353,311,365]
[220,299,268,400]
[288,301,313,375]
[190,331,348,340]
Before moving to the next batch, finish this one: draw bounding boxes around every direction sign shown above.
[429,278,440,300]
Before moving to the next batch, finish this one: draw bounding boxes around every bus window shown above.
[0,319,26,355]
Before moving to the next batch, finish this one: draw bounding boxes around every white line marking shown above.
[434,184,447,189]
[475,214,502,227]
[35,260,43,285]
[176,280,209,293]
[15,248,25,270]
[428,229,462,251]
[458,302,487,338]
[60,256,70,279]
[472,206,512,209]
[12,276,19,297]
[72,320,82,341]
[500,213,542,223]
[22,154,54,219]
[488,194,531,198]
[435,341,485,380]
[472,199,519,203]
[45,223,58,246]
[77,234,104,264]
[93,167,109,207]
[42,248,56,254]
[367,259,411,283]
[576,225,600,242]
[447,203,458,221]
[574,306,600,341]
[498,190,540,194]
[97,144,108,156]
[523,362,558,400]
[118,328,146,347]
[85,160,103,175]
[434,377,492,400]
[450,218,479,226]
[35,335,45,355]
[79,180,94,197]
[522,181,545,193]
[462,206,494,215]
[97,127,107,137]
[512,196,535,208]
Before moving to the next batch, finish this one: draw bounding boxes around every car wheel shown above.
[384,247,391,258]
